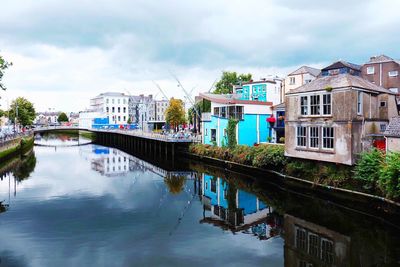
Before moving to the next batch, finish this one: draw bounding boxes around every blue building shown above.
[200,78,283,146]
[320,61,361,77]
[201,174,272,235]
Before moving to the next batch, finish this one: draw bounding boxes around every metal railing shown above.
[34,126,202,143]
[0,131,34,148]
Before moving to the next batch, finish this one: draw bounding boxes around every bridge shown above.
[34,126,200,160]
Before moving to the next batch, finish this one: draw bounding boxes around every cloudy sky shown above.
[0,0,399,112]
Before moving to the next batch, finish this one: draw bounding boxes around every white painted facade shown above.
[78,110,105,129]
[91,92,130,125]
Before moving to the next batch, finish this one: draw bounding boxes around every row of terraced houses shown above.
[200,54,400,165]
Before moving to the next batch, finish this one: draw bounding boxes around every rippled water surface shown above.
[0,134,399,267]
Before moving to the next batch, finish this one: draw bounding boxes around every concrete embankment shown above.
[185,152,400,223]
[0,134,34,162]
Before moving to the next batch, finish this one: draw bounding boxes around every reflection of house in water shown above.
[88,145,132,177]
[284,214,351,267]
[201,174,281,240]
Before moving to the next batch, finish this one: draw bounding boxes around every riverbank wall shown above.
[185,151,400,222]
[0,134,34,162]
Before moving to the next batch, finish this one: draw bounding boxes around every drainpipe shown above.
[380,63,382,87]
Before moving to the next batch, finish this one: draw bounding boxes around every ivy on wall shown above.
[227,118,238,150]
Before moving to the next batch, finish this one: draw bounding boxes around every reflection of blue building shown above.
[201,174,271,230]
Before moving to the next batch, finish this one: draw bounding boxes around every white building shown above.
[284,66,320,96]
[91,92,130,125]
[34,111,61,125]
[78,110,105,129]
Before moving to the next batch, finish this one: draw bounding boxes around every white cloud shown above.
[0,0,399,112]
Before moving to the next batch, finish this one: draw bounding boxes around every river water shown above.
[0,133,399,266]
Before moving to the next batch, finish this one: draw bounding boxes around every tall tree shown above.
[57,112,69,122]
[8,97,36,126]
[213,71,252,94]
[165,98,186,131]
[0,55,12,91]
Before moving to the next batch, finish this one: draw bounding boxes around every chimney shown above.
[370,56,376,61]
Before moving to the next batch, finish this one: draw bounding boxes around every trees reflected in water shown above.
[13,151,37,181]
[164,174,186,195]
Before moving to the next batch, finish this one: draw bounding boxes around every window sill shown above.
[295,147,335,154]
[299,115,333,118]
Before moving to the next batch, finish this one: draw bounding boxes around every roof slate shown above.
[384,117,400,137]
[287,74,394,95]
[288,66,321,77]
[322,61,361,71]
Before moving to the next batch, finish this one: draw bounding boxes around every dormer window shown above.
[367,66,375,74]
[388,71,398,77]
[290,77,296,85]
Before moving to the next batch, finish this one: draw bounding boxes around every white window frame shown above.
[357,92,363,115]
[296,126,307,148]
[322,127,334,150]
[309,126,319,149]
[310,95,320,115]
[290,77,296,85]
[300,96,308,115]
[388,70,398,77]
[322,93,332,115]
[321,238,334,264]
[366,66,375,74]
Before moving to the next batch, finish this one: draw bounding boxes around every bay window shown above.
[322,127,334,149]
[297,126,307,147]
[310,95,320,115]
[309,127,319,148]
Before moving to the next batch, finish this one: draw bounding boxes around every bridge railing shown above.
[0,131,34,148]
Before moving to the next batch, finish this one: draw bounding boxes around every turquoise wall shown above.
[204,114,272,146]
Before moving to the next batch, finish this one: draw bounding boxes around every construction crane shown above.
[152,80,169,101]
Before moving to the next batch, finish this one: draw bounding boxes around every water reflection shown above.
[201,174,283,241]
[0,134,398,266]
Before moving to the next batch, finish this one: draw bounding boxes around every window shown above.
[304,79,312,84]
[118,116,121,121]
[297,126,307,147]
[221,107,226,118]
[106,107,109,113]
[290,77,296,85]
[380,101,387,107]
[389,88,399,94]
[321,238,334,264]
[123,116,126,121]
[308,232,320,258]
[106,98,109,104]
[205,129,208,136]
[118,107,121,113]
[322,127,334,149]
[388,70,398,77]
[123,99,126,104]
[112,99,115,104]
[310,95,320,115]
[309,127,319,148]
[300,96,308,115]
[380,124,386,132]
[366,66,375,74]
[123,107,126,113]
[211,129,216,141]
[223,129,227,137]
[213,107,220,116]
[210,178,216,193]
[322,94,331,115]
[295,227,307,251]
[118,99,120,104]
[357,92,363,115]
[112,107,115,113]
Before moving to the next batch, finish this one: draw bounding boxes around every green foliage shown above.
[354,148,384,189]
[379,152,400,199]
[252,145,287,170]
[214,71,252,94]
[279,137,285,143]
[324,86,333,92]
[8,97,36,126]
[0,55,12,91]
[57,112,69,123]
[227,118,238,149]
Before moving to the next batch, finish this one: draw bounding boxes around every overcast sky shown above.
[0,0,399,112]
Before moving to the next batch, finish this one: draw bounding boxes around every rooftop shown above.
[365,54,398,64]
[288,66,321,77]
[321,61,361,72]
[384,116,400,137]
[287,73,395,95]
[199,93,273,106]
